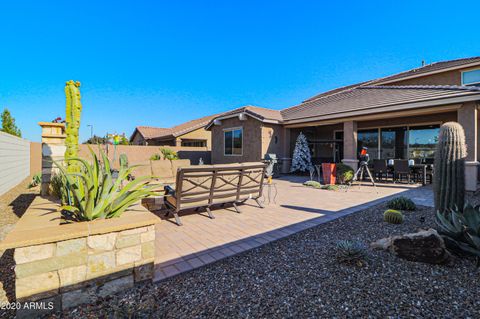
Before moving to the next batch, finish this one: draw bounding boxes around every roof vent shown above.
[238,113,247,121]
[421,60,426,67]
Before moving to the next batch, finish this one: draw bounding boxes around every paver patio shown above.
[153,176,430,281]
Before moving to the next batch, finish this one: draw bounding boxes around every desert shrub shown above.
[28,173,42,188]
[386,196,416,211]
[384,209,404,224]
[436,203,480,266]
[335,240,368,266]
[160,147,179,161]
[336,163,354,184]
[150,153,162,161]
[321,184,339,191]
[304,180,321,188]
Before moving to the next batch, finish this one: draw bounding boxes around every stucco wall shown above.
[211,117,263,164]
[384,66,479,86]
[179,127,212,149]
[0,131,30,196]
[261,123,284,159]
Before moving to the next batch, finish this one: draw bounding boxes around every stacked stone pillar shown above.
[38,122,66,196]
[457,102,479,191]
[342,120,359,171]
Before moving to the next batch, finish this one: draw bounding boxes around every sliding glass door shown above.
[380,127,407,159]
[408,125,439,160]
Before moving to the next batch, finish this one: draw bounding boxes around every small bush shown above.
[386,196,416,211]
[336,163,354,184]
[384,209,404,224]
[304,180,321,188]
[335,240,368,266]
[150,153,162,161]
[321,184,339,191]
[28,173,41,188]
[160,147,179,161]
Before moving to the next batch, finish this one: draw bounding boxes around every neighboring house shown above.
[130,114,218,148]
[206,56,480,191]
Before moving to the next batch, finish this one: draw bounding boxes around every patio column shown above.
[38,122,66,196]
[342,121,358,171]
[457,101,479,191]
[280,128,291,173]
[175,138,182,147]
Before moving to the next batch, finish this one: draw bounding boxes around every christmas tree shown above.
[290,132,312,172]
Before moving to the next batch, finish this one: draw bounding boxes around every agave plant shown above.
[335,240,368,266]
[436,203,480,265]
[54,148,158,221]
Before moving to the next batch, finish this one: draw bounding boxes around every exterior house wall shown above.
[261,123,284,159]
[131,131,146,145]
[357,111,457,129]
[177,127,212,149]
[384,65,480,86]
[211,117,262,164]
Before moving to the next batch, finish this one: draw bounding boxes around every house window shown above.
[357,129,379,159]
[224,128,243,156]
[462,69,480,86]
[181,139,207,147]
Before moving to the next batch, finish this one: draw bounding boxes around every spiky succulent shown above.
[386,197,416,211]
[54,147,158,221]
[384,209,404,224]
[335,240,368,266]
[436,203,480,265]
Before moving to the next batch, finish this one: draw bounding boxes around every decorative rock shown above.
[371,228,451,264]
[58,265,87,291]
[141,230,155,243]
[142,241,155,259]
[117,245,142,265]
[134,261,154,282]
[87,233,117,251]
[16,271,59,301]
[56,238,87,256]
[116,234,141,249]
[14,243,55,264]
[62,287,95,309]
[97,275,134,298]
[87,251,116,276]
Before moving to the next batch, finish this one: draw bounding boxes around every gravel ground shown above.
[48,202,480,318]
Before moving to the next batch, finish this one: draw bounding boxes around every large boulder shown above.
[371,228,451,264]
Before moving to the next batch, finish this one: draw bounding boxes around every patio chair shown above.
[393,159,411,183]
[373,159,389,181]
[164,162,266,225]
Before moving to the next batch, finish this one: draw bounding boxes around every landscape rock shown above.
[371,228,451,264]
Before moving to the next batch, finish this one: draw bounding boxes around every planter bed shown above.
[0,196,160,318]
[48,202,480,318]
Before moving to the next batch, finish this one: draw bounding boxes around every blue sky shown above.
[1,1,479,142]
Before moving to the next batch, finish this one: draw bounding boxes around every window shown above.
[380,127,407,159]
[357,129,379,159]
[224,128,242,155]
[181,140,207,147]
[408,125,439,160]
[462,69,480,86]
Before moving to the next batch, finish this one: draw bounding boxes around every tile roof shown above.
[282,85,480,122]
[133,113,219,141]
[206,106,283,127]
[301,56,480,104]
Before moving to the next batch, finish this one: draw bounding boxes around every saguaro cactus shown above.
[64,80,83,173]
[433,122,466,214]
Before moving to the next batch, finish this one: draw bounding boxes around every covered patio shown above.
[283,87,480,191]
[153,175,427,281]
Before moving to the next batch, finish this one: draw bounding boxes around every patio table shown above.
[386,163,430,186]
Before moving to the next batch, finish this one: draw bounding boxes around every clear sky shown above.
[1,1,479,142]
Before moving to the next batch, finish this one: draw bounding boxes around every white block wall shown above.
[0,131,30,196]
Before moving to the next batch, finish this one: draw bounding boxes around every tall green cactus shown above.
[433,122,466,214]
[64,80,83,173]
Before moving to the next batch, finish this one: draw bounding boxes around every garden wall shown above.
[0,131,30,196]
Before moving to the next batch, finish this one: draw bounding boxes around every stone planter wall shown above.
[0,196,160,318]
[14,225,155,313]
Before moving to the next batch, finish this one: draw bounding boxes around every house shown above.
[130,114,218,148]
[206,57,480,191]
